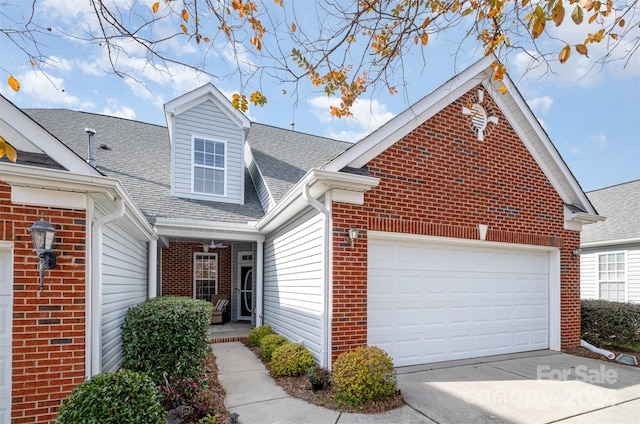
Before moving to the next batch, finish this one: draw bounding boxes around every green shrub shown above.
[121,296,213,384]
[260,334,289,361]
[582,299,640,350]
[270,343,315,377]
[55,369,164,424]
[332,345,397,407]
[249,325,273,347]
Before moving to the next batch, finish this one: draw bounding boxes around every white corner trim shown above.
[11,186,86,209]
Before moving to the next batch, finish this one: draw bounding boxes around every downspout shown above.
[256,239,264,326]
[302,182,331,369]
[148,240,158,298]
[90,197,125,376]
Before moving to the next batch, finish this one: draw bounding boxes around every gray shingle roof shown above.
[581,180,640,244]
[24,109,266,224]
[246,123,352,202]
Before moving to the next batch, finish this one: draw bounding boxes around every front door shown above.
[237,252,253,321]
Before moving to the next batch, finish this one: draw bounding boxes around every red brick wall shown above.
[1,182,86,423]
[330,86,581,361]
[161,241,232,299]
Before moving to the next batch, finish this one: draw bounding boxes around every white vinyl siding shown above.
[172,100,244,204]
[246,145,275,212]
[101,217,148,373]
[579,251,598,299]
[263,207,325,361]
[0,242,12,422]
[629,249,640,302]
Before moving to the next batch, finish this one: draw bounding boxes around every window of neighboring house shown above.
[194,253,218,301]
[193,137,225,195]
[598,252,626,302]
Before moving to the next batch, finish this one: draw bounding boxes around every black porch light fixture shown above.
[29,214,57,291]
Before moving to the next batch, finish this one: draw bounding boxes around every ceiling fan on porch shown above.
[208,240,228,249]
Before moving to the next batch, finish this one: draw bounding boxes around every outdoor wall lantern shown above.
[29,214,57,291]
[347,228,360,248]
[572,248,582,258]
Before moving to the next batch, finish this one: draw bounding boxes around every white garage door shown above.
[368,236,550,367]
[0,243,12,423]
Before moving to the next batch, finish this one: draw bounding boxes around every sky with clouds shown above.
[1,0,638,192]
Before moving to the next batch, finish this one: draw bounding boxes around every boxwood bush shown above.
[55,369,164,424]
[249,325,273,347]
[270,343,315,377]
[260,334,289,361]
[332,345,397,407]
[121,296,213,383]
[582,299,640,350]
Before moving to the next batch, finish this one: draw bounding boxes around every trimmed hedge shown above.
[582,299,640,349]
[270,343,315,377]
[260,334,289,362]
[332,345,397,407]
[249,325,273,347]
[55,369,164,424]
[121,296,213,384]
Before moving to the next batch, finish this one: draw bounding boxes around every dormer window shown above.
[193,136,226,196]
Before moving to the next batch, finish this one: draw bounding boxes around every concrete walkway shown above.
[211,342,640,424]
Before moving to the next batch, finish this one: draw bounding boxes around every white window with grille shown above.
[192,137,226,196]
[194,253,218,301]
[598,252,626,302]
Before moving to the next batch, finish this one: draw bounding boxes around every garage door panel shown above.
[368,238,550,367]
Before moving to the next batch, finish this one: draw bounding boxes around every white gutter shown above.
[302,183,332,369]
[90,197,125,376]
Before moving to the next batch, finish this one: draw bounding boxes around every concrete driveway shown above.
[398,350,640,423]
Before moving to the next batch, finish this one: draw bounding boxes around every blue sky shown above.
[1,0,638,192]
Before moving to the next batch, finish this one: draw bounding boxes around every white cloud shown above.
[571,147,582,155]
[528,95,554,114]
[16,70,87,108]
[590,132,607,149]
[101,100,136,120]
[307,96,395,141]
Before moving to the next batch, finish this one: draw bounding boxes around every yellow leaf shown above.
[291,22,297,32]
[421,32,429,46]
[497,85,507,95]
[30,59,35,66]
[552,1,565,27]
[152,2,159,13]
[559,44,571,63]
[0,136,17,163]
[522,0,529,6]
[180,24,188,34]
[532,16,545,39]
[619,18,625,27]
[8,75,19,92]
[575,44,589,56]
[182,9,188,22]
[588,12,597,24]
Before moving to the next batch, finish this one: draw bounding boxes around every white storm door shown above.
[237,252,254,320]
[0,242,13,423]
[368,236,550,367]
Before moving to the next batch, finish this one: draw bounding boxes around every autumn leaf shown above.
[559,44,571,63]
[291,22,297,32]
[152,2,159,13]
[552,1,565,27]
[180,24,188,34]
[619,19,626,27]
[30,59,35,66]
[572,5,584,25]
[497,85,507,95]
[8,75,19,92]
[575,44,589,56]
[0,135,17,163]
[182,9,189,22]
[203,37,210,43]
[421,32,429,46]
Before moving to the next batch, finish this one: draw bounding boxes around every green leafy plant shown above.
[55,369,164,424]
[249,325,273,347]
[332,345,397,407]
[307,365,331,392]
[270,343,315,377]
[198,415,217,424]
[121,296,213,384]
[581,299,640,350]
[260,334,289,362]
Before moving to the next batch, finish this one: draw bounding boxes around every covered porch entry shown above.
[153,219,264,325]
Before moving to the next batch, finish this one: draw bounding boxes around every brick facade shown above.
[330,86,581,361]
[161,241,232,300]
[1,182,86,423]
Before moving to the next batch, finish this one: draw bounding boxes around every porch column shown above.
[256,239,263,326]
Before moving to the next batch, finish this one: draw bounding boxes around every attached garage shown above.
[368,232,560,367]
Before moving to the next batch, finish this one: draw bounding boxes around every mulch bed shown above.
[565,345,640,367]
[243,340,405,413]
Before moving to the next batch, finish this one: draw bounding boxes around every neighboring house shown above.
[1,54,602,422]
[579,180,640,302]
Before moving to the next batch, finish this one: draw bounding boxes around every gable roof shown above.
[322,55,598,218]
[23,109,265,225]
[581,180,640,246]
